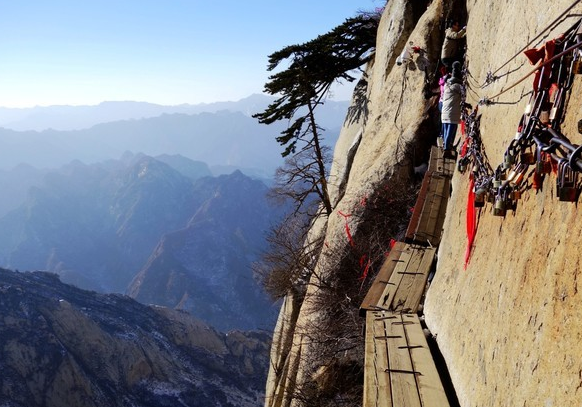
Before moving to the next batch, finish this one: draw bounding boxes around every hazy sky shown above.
[0,1,384,108]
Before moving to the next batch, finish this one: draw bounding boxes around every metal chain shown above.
[458,28,582,215]
[482,0,582,87]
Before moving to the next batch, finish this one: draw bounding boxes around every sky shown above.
[0,1,384,108]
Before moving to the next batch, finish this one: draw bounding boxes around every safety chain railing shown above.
[458,24,582,216]
[481,1,582,88]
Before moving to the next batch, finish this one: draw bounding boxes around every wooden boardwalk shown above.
[361,146,455,407]
[364,312,450,407]
[405,147,452,246]
[360,244,435,315]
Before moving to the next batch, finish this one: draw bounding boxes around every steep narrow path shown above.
[360,146,456,407]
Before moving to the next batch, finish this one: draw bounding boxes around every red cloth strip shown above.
[464,176,476,270]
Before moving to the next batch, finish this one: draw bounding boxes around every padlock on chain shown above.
[549,88,562,122]
[536,151,553,175]
[493,195,506,216]
[503,151,515,170]
[493,188,507,216]
[474,187,486,208]
[520,145,536,165]
[557,160,579,202]
[457,156,468,173]
[507,169,524,186]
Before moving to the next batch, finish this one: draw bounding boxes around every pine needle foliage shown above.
[253,12,381,216]
[254,13,380,155]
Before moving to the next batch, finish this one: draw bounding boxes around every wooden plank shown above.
[408,148,454,245]
[405,171,432,242]
[418,176,450,245]
[364,312,392,407]
[408,173,441,245]
[431,177,448,229]
[360,242,407,316]
[385,314,422,407]
[364,312,450,407]
[417,176,444,238]
[423,177,445,233]
[441,156,455,177]
[402,314,451,407]
[426,146,441,175]
[404,248,436,312]
[435,177,451,235]
[378,245,413,309]
[427,146,454,178]
[390,248,425,313]
[414,173,449,246]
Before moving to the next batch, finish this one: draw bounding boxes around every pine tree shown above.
[254,13,380,216]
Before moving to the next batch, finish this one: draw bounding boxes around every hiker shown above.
[441,61,464,156]
[441,19,466,70]
[438,66,450,112]
[436,67,450,144]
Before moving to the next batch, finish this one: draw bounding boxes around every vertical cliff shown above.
[265,0,582,406]
[425,1,582,407]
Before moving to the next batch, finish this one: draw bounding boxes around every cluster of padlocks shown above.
[458,23,582,216]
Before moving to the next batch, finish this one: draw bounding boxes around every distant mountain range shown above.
[0,153,285,330]
[0,94,348,406]
[0,94,348,132]
[0,94,348,329]
[0,94,348,177]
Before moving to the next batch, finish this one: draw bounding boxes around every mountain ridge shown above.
[0,94,349,132]
[0,268,270,407]
[0,155,284,330]
[0,106,343,176]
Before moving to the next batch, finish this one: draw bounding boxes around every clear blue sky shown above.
[0,1,384,108]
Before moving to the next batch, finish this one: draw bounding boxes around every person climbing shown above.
[441,19,466,70]
[438,66,450,112]
[441,61,464,158]
[436,66,450,146]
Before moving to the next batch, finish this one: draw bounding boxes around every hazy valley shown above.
[0,94,349,405]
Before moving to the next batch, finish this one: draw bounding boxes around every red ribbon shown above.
[464,176,476,270]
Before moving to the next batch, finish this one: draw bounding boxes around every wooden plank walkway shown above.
[364,312,450,407]
[360,244,435,315]
[360,241,407,316]
[379,245,435,314]
[361,146,456,407]
[427,145,455,177]
[407,173,450,246]
[405,147,453,247]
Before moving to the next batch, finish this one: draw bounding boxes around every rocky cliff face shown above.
[265,1,582,406]
[425,2,582,407]
[0,269,270,407]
